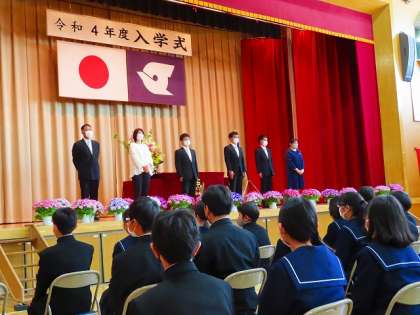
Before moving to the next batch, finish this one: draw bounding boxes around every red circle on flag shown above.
[78,55,109,89]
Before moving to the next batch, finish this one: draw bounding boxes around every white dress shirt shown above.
[130,142,154,176]
[261,146,269,158]
[231,143,240,157]
[183,146,192,161]
[83,138,93,154]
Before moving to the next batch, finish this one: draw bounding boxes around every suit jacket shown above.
[112,235,138,258]
[195,218,259,315]
[29,235,94,315]
[224,144,246,173]
[72,139,100,181]
[106,234,163,315]
[128,261,234,315]
[255,147,274,176]
[175,147,199,180]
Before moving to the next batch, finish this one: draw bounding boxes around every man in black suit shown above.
[128,209,234,315]
[175,133,199,196]
[195,185,260,315]
[28,208,94,315]
[100,197,163,315]
[224,131,247,194]
[72,123,100,200]
[255,134,274,193]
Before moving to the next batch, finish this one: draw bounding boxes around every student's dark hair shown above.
[328,196,341,220]
[201,185,233,216]
[367,195,416,247]
[53,208,77,235]
[391,191,412,212]
[358,186,375,202]
[289,138,298,144]
[338,192,367,224]
[228,131,239,139]
[278,198,320,243]
[152,209,199,264]
[129,197,160,232]
[258,134,268,142]
[238,202,260,222]
[132,128,144,142]
[122,209,130,221]
[193,201,207,221]
[179,133,190,141]
[80,123,91,131]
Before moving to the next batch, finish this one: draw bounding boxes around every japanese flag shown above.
[57,40,128,102]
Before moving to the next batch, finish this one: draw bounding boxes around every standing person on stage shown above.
[255,135,274,193]
[224,131,247,194]
[130,128,153,199]
[175,133,199,196]
[285,138,304,190]
[72,123,100,200]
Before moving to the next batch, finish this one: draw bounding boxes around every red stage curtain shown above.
[292,30,384,190]
[241,38,293,191]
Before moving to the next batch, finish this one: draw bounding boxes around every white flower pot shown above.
[231,204,238,212]
[115,213,123,221]
[82,215,92,224]
[42,216,53,226]
[309,200,317,207]
[269,202,277,209]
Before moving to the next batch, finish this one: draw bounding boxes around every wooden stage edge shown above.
[0,205,329,241]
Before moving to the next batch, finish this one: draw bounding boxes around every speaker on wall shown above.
[399,32,416,82]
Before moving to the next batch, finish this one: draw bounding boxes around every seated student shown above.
[28,208,94,315]
[335,192,368,276]
[195,185,259,315]
[112,209,137,258]
[350,195,420,315]
[323,196,346,249]
[128,209,234,315]
[258,198,346,315]
[100,197,163,315]
[358,186,375,202]
[194,201,210,235]
[392,190,419,240]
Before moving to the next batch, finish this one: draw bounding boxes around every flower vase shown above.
[231,204,238,212]
[42,216,53,226]
[327,199,331,206]
[269,202,277,209]
[309,199,317,207]
[82,215,91,224]
[115,213,123,221]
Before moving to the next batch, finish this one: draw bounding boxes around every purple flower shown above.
[302,189,321,201]
[123,198,134,205]
[149,196,168,209]
[321,189,340,199]
[168,194,194,210]
[388,184,404,192]
[71,199,104,216]
[340,187,357,194]
[231,192,243,207]
[107,198,130,214]
[282,189,301,198]
[262,191,283,201]
[375,185,391,195]
[244,192,263,206]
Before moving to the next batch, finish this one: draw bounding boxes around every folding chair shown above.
[304,298,353,315]
[121,283,158,315]
[384,281,420,315]
[0,283,8,315]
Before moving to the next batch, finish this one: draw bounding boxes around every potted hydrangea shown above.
[340,187,357,194]
[321,189,340,204]
[375,185,391,196]
[71,199,104,223]
[107,198,130,221]
[282,189,301,202]
[149,196,168,210]
[389,183,404,192]
[302,189,321,206]
[33,198,71,225]
[167,194,194,210]
[231,192,243,212]
[262,191,283,209]
[244,192,263,207]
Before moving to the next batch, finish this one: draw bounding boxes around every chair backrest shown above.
[304,298,353,315]
[44,270,101,315]
[411,240,420,255]
[224,268,267,294]
[0,282,8,315]
[345,261,357,295]
[259,245,276,260]
[121,283,158,315]
[384,281,420,315]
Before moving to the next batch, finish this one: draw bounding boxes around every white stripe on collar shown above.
[366,246,420,268]
[333,221,342,230]
[342,225,367,241]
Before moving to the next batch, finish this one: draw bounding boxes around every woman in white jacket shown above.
[130,128,154,199]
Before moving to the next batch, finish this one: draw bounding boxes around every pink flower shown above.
[282,189,301,198]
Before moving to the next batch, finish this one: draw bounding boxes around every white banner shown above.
[46,9,192,57]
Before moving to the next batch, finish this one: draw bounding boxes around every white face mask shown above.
[137,133,144,142]
[85,130,93,139]
[126,222,139,237]
[261,140,268,147]
[232,137,240,145]
[183,140,191,147]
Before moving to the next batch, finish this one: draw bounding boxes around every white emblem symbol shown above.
[137,62,175,95]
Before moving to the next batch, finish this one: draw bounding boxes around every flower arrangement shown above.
[389,183,404,192]
[244,192,263,206]
[33,198,71,220]
[167,194,194,210]
[149,196,168,210]
[321,189,340,201]
[123,198,134,205]
[340,187,357,194]
[71,199,104,218]
[262,191,283,208]
[231,192,243,208]
[107,198,130,215]
[375,185,391,196]
[282,189,301,200]
[302,189,321,202]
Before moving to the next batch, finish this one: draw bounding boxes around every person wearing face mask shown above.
[100,197,163,315]
[175,133,199,196]
[224,131,247,194]
[72,123,100,200]
[258,198,346,315]
[285,138,304,189]
[255,135,274,193]
[130,128,154,199]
